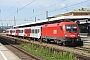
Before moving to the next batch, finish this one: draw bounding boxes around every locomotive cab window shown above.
[66,24,77,32]
[60,26,63,30]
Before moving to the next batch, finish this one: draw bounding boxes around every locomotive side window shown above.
[60,26,63,30]
[66,24,77,32]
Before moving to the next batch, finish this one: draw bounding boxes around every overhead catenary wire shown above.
[2,0,66,23]
[26,0,67,19]
[33,0,67,13]
[49,0,89,13]
[4,0,21,13]
[26,0,89,20]
[18,0,35,11]
[0,0,20,26]
[46,0,89,15]
[4,0,36,20]
[3,0,89,23]
[3,0,67,22]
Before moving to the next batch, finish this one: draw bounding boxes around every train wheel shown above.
[47,39,51,44]
[42,39,46,42]
[57,41,63,46]
[59,42,63,46]
[62,42,66,46]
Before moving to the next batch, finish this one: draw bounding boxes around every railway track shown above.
[0,36,43,60]
[0,34,90,60]
[74,46,90,51]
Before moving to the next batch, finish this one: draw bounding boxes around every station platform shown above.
[0,43,21,60]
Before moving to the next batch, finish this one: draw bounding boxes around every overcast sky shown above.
[0,0,89,26]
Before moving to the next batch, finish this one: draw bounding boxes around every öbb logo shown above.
[53,30,57,34]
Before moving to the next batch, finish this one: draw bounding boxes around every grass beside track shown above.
[19,43,78,60]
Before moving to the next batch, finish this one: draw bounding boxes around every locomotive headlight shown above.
[65,34,68,37]
[78,34,80,36]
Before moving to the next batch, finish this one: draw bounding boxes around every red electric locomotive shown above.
[41,22,83,46]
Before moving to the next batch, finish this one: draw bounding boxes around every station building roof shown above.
[13,15,90,28]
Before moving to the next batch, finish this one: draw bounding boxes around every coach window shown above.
[31,30,33,33]
[35,29,37,33]
[60,26,63,30]
[22,30,23,33]
[34,29,35,33]
[32,29,34,33]
[38,29,39,33]
[33,29,35,33]
[31,30,32,33]
[32,29,33,33]
[21,30,23,33]
[20,30,21,33]
[34,29,36,33]
[20,30,23,33]
[12,30,15,33]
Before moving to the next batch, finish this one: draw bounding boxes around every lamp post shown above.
[46,11,48,19]
[14,16,16,26]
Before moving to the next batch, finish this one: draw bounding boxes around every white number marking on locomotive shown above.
[70,35,75,37]
[53,30,57,34]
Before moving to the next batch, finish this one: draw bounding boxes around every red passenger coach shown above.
[24,28,31,37]
[6,30,9,35]
[41,22,83,46]
[15,29,19,36]
[10,30,12,35]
